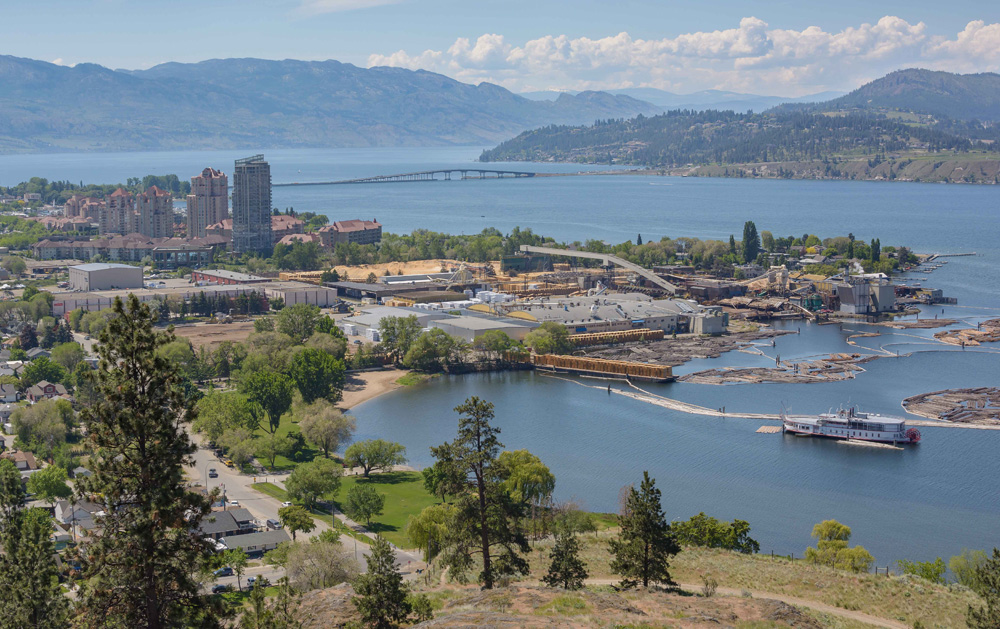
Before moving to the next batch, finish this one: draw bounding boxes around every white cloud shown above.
[297,0,405,15]
[366,17,1000,95]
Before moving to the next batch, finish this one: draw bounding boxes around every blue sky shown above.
[4,0,999,95]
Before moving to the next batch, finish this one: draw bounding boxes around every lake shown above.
[3,146,998,563]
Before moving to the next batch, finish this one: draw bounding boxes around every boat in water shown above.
[781,407,921,444]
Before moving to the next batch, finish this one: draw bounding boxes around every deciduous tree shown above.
[26,465,71,507]
[289,347,346,403]
[241,371,294,434]
[297,401,355,458]
[345,483,385,527]
[278,505,315,541]
[344,439,407,477]
[276,303,321,342]
[285,458,342,509]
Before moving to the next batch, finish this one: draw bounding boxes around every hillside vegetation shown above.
[290,535,980,627]
[820,68,1000,122]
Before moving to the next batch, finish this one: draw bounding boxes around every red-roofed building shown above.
[206,215,305,246]
[277,233,321,247]
[319,218,382,248]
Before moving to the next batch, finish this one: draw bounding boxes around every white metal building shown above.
[69,263,143,291]
[429,315,537,342]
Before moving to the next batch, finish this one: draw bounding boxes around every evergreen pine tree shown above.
[542,532,588,590]
[967,548,1000,628]
[728,235,736,255]
[0,459,69,628]
[742,221,760,263]
[352,535,411,629]
[434,397,529,588]
[19,325,38,350]
[74,295,219,629]
[636,234,643,246]
[609,471,680,589]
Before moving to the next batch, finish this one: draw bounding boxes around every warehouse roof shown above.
[71,263,138,272]
[431,315,534,331]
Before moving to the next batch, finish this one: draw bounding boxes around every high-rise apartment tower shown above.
[186,167,229,239]
[136,186,174,238]
[231,155,272,254]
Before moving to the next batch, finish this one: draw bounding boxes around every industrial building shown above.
[505,294,726,335]
[49,280,339,315]
[429,315,536,342]
[69,263,143,291]
[191,270,270,285]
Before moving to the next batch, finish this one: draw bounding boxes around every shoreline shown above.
[339,367,406,410]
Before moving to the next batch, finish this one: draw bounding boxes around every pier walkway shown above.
[540,372,1000,430]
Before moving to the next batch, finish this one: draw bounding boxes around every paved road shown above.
[188,435,424,584]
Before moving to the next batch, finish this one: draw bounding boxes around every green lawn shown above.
[252,416,323,471]
[332,471,440,547]
[395,372,432,386]
[250,482,369,545]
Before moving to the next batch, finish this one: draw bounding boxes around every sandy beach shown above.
[340,368,405,409]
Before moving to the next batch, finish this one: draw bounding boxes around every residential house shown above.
[55,499,104,535]
[1,450,39,473]
[26,380,69,402]
[218,529,290,556]
[0,384,18,403]
[198,511,245,541]
[0,403,16,422]
[25,347,50,361]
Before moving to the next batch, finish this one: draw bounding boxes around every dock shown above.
[530,354,674,383]
[756,425,782,433]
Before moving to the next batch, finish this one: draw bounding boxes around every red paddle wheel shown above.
[905,428,922,443]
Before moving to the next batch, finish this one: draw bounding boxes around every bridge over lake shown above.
[273,169,537,186]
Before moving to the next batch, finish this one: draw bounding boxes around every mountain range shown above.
[520,88,845,114]
[0,55,660,153]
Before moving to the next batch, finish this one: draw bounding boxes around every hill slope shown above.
[820,68,1000,122]
[0,55,660,153]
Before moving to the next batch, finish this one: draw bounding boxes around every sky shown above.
[4,0,1000,96]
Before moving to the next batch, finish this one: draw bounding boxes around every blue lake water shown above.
[3,146,999,563]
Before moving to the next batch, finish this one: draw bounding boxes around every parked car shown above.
[208,468,218,478]
[213,566,233,577]
[229,500,240,507]
[280,501,292,507]
[246,577,256,587]
[211,584,230,594]
[266,518,282,530]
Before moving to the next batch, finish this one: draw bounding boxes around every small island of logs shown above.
[902,388,1000,425]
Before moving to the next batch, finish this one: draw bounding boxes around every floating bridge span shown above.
[273,169,537,186]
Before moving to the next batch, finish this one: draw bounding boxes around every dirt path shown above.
[585,578,906,628]
[340,368,404,409]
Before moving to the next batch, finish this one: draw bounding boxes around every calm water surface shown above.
[3,147,998,563]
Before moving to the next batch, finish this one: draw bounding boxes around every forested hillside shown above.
[481,109,998,166]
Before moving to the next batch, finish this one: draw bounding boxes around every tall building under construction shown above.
[231,155,272,254]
